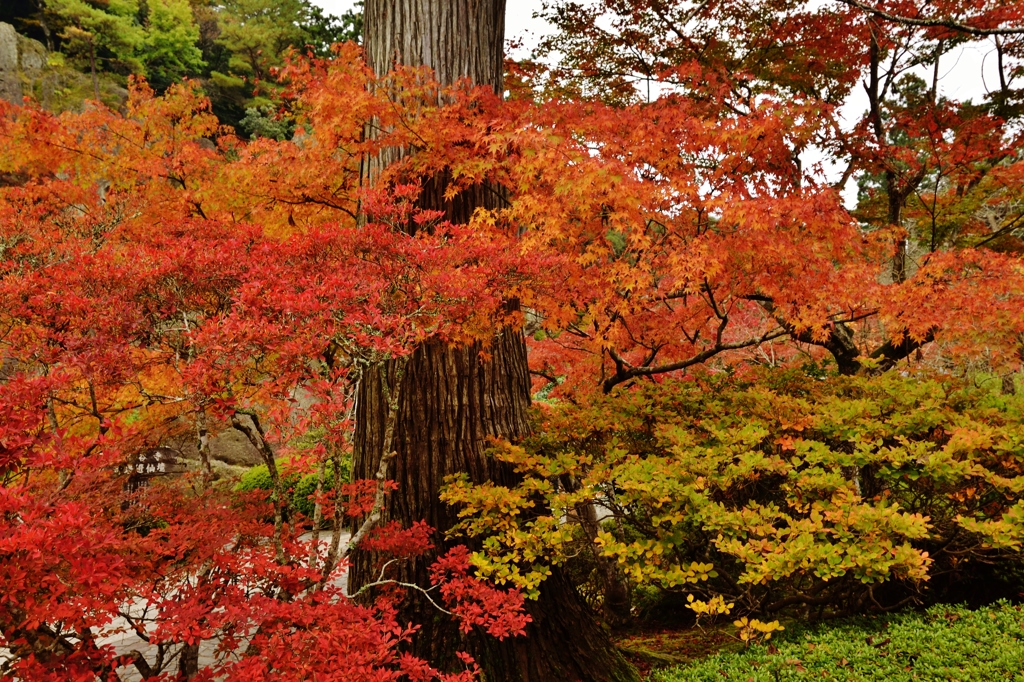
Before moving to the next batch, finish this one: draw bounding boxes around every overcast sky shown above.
[310,1,1004,111]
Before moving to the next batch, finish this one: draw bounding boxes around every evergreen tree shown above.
[139,0,205,91]
[306,0,363,54]
[214,0,308,83]
[45,0,144,97]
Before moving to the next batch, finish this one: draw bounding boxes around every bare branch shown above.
[341,449,395,564]
[838,0,1024,36]
[602,327,790,393]
[231,411,285,563]
[322,356,408,581]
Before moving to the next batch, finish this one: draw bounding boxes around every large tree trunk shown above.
[350,2,638,681]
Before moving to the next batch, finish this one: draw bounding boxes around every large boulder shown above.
[0,22,21,104]
[166,420,265,469]
[0,21,127,111]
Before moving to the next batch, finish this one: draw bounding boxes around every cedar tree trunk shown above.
[350,2,638,681]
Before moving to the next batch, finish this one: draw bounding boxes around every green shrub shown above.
[235,463,276,494]
[291,461,350,518]
[442,370,1024,616]
[235,458,351,521]
[292,469,329,518]
[655,602,1024,681]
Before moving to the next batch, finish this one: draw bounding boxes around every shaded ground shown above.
[617,625,740,679]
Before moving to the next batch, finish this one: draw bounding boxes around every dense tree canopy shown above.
[1,0,362,127]
[1,0,1024,680]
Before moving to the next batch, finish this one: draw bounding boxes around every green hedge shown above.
[655,602,1024,681]
[235,464,279,494]
[292,463,347,518]
[234,460,349,519]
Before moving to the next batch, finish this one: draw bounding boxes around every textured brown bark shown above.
[353,335,531,540]
[364,0,506,95]
[351,2,638,680]
[177,642,199,679]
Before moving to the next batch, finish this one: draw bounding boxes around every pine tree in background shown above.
[139,0,205,92]
[214,0,308,84]
[45,0,144,97]
[2,0,363,127]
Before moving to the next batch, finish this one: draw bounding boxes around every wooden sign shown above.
[118,447,188,480]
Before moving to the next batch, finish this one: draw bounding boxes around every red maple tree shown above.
[1,1,1023,679]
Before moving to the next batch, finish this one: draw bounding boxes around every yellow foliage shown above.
[733,617,784,646]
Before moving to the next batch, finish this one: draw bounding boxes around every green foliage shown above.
[214,0,308,81]
[239,104,295,140]
[204,0,360,128]
[46,0,144,76]
[14,0,363,126]
[442,371,1024,614]
[655,602,1024,681]
[138,0,204,91]
[234,462,277,494]
[292,460,350,518]
[305,1,363,55]
[292,468,330,518]
[234,445,351,521]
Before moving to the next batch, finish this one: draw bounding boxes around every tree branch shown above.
[869,328,935,371]
[231,410,286,563]
[837,0,1024,36]
[602,327,790,393]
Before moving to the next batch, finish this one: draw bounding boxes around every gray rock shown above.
[18,34,46,72]
[0,22,22,104]
[206,427,265,467]
[167,422,265,469]
[0,21,128,111]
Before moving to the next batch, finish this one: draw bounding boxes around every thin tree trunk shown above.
[88,40,99,102]
[561,474,632,628]
[195,408,212,485]
[351,2,638,680]
[576,499,633,629]
[177,642,199,679]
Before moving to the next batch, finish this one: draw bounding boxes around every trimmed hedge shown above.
[655,602,1024,681]
[234,460,348,520]
[292,463,345,518]
[235,463,280,494]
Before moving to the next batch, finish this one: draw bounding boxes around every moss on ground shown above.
[651,602,1024,681]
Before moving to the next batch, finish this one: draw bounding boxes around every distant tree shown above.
[139,0,205,91]
[306,0,363,54]
[206,0,355,128]
[45,0,144,97]
[0,0,54,49]
[214,0,309,83]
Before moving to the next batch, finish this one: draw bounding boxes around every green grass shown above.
[654,602,1024,681]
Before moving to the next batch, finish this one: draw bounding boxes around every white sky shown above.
[309,0,1001,102]
[310,1,1011,206]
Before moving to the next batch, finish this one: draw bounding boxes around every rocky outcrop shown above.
[1,22,46,105]
[168,425,265,468]
[0,21,127,111]
[0,22,23,103]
